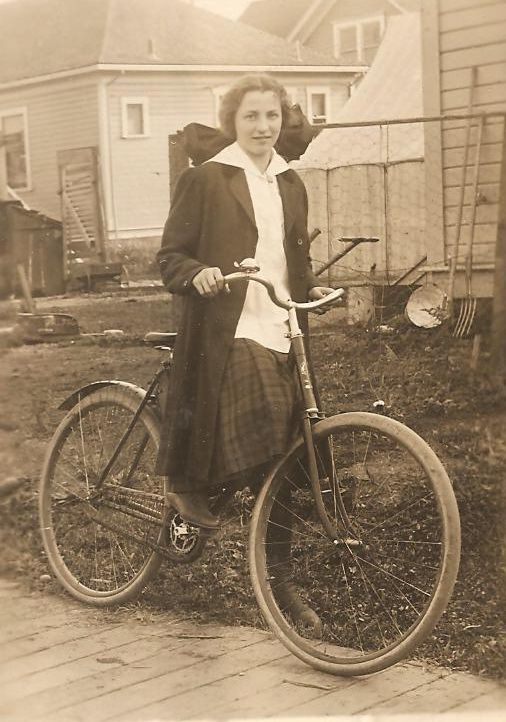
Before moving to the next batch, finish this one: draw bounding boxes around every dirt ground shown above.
[0,289,504,680]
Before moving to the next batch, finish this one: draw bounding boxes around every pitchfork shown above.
[453,113,484,338]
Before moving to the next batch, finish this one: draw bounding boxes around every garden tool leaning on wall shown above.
[453,112,484,338]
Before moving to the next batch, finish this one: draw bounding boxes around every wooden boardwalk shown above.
[0,577,504,721]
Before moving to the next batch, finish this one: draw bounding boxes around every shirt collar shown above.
[208,141,289,178]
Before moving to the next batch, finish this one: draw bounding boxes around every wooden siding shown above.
[439,0,506,281]
[0,77,99,221]
[422,0,506,296]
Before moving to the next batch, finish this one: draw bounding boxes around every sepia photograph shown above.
[0,0,504,719]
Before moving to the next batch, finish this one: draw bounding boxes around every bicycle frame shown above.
[286,307,356,543]
[62,268,352,544]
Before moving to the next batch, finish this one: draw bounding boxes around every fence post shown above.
[490,120,506,379]
[0,143,8,201]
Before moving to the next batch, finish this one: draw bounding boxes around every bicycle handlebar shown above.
[223,263,345,312]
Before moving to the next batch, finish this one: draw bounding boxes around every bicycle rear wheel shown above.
[39,385,165,605]
[250,412,461,676]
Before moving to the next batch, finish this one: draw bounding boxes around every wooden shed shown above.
[0,201,64,298]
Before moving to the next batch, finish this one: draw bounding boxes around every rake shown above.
[453,113,484,338]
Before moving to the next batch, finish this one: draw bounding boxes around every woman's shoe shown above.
[275,581,323,638]
[165,491,219,530]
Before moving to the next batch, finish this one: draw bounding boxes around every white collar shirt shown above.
[210,142,291,352]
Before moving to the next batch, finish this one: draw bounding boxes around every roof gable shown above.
[241,0,421,44]
[239,0,314,38]
[0,0,343,85]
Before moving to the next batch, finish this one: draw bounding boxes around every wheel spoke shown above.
[40,390,163,601]
[250,414,460,675]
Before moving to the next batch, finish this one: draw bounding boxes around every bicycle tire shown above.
[250,411,461,676]
[39,385,165,605]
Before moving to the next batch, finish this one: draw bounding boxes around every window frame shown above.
[333,15,385,62]
[0,106,31,191]
[306,86,331,125]
[120,97,150,139]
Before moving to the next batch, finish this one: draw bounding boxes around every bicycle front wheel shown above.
[39,385,165,605]
[250,411,461,676]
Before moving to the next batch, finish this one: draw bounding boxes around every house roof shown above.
[0,0,347,85]
[241,0,421,43]
[239,0,314,38]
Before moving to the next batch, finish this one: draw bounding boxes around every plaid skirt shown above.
[210,338,300,486]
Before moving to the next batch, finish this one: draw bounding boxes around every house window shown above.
[307,88,330,125]
[0,108,30,190]
[334,16,385,64]
[121,98,150,138]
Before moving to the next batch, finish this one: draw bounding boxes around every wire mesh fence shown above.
[295,110,505,327]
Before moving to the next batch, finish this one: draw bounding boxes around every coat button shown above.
[297,238,303,245]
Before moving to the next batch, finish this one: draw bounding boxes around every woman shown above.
[156,74,333,530]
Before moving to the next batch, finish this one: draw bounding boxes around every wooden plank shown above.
[444,162,501,186]
[0,635,189,712]
[452,686,506,710]
[441,63,506,92]
[440,2,506,32]
[0,621,264,711]
[443,83,506,111]
[275,662,448,716]
[371,670,505,713]
[119,656,357,721]
[441,42,506,71]
[0,623,136,683]
[445,202,499,225]
[440,0,501,13]
[50,637,290,722]
[443,121,504,148]
[0,610,99,645]
[445,180,500,206]
[443,142,502,168]
[444,221,498,244]
[440,21,506,54]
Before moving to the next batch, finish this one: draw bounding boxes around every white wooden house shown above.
[0,0,364,268]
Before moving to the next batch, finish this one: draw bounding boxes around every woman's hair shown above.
[218,74,292,140]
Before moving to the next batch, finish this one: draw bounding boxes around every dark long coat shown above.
[156,160,319,490]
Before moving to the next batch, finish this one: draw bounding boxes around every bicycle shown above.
[39,258,461,677]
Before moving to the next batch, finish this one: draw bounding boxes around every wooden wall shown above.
[422,0,506,297]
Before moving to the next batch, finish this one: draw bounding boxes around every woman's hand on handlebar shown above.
[308,286,336,314]
[192,267,227,298]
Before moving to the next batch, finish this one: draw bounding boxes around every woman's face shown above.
[234,90,282,162]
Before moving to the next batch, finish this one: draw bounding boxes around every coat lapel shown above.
[227,165,297,238]
[228,168,256,228]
